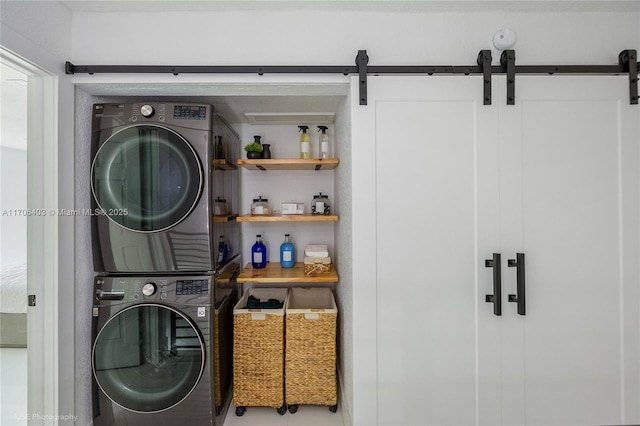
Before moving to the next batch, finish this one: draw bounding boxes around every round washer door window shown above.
[91,125,203,232]
[92,304,205,413]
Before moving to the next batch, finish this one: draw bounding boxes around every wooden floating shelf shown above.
[236,214,338,222]
[213,159,237,171]
[213,214,237,223]
[237,158,339,171]
[214,262,240,286]
[237,262,339,284]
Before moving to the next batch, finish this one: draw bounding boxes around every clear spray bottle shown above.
[298,125,311,159]
[317,125,330,159]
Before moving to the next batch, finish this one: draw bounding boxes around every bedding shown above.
[0,262,27,347]
[1,262,27,313]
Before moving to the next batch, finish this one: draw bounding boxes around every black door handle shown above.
[485,253,502,316]
[508,253,526,315]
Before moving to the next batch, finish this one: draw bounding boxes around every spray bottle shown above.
[317,125,330,159]
[298,125,311,159]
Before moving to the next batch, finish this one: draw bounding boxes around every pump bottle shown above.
[318,125,330,159]
[298,125,311,159]
[280,234,295,268]
[251,234,267,269]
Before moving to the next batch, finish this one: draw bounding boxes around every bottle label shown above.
[321,141,329,154]
[254,206,264,214]
[253,252,263,263]
[315,201,325,212]
[301,141,310,153]
[283,251,292,262]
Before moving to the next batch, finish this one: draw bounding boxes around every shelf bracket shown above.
[502,50,516,105]
[478,50,492,105]
[356,50,369,105]
[619,49,638,105]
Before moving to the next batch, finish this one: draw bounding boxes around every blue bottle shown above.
[280,234,295,268]
[251,234,267,269]
[217,235,231,264]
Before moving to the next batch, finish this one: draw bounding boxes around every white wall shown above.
[71,8,639,66]
[0,1,76,423]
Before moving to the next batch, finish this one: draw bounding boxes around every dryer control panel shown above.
[94,275,212,305]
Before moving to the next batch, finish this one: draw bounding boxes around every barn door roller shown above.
[65,48,640,105]
[356,50,369,106]
[619,49,638,105]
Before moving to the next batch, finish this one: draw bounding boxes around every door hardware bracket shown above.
[619,49,638,105]
[502,50,516,105]
[356,50,369,106]
[477,50,492,105]
[28,294,36,307]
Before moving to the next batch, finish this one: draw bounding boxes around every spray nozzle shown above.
[298,125,309,133]
[317,125,328,133]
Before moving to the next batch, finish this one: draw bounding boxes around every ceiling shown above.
[58,0,640,13]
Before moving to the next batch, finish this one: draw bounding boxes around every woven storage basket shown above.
[304,256,331,275]
[233,288,288,409]
[285,287,338,406]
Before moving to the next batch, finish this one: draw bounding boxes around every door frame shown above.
[1,46,59,424]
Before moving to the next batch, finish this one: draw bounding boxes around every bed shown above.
[0,263,27,348]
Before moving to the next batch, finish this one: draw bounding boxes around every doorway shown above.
[0,47,57,426]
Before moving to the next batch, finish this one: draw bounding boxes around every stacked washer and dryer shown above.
[90,102,239,426]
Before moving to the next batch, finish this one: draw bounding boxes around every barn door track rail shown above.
[65,49,639,105]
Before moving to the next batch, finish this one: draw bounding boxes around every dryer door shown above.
[91,124,203,232]
[92,304,205,413]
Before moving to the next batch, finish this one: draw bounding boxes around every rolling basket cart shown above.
[232,287,289,416]
[285,287,338,413]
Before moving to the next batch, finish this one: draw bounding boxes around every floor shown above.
[0,347,27,426]
[224,403,345,426]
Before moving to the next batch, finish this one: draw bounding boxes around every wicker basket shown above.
[233,288,288,409]
[285,287,338,407]
[303,256,331,275]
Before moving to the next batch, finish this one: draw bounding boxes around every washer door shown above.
[91,125,203,232]
[92,304,205,413]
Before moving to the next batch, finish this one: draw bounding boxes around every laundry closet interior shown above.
[75,77,353,425]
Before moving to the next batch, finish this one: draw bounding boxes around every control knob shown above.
[142,282,157,296]
[140,104,155,118]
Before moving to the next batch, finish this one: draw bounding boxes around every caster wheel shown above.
[277,405,287,415]
[288,404,299,414]
[329,404,338,413]
[235,406,246,416]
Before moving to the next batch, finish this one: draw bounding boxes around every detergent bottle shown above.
[279,234,295,268]
[298,125,311,159]
[251,234,267,269]
[318,125,330,159]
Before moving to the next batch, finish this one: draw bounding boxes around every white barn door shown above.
[352,75,640,425]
